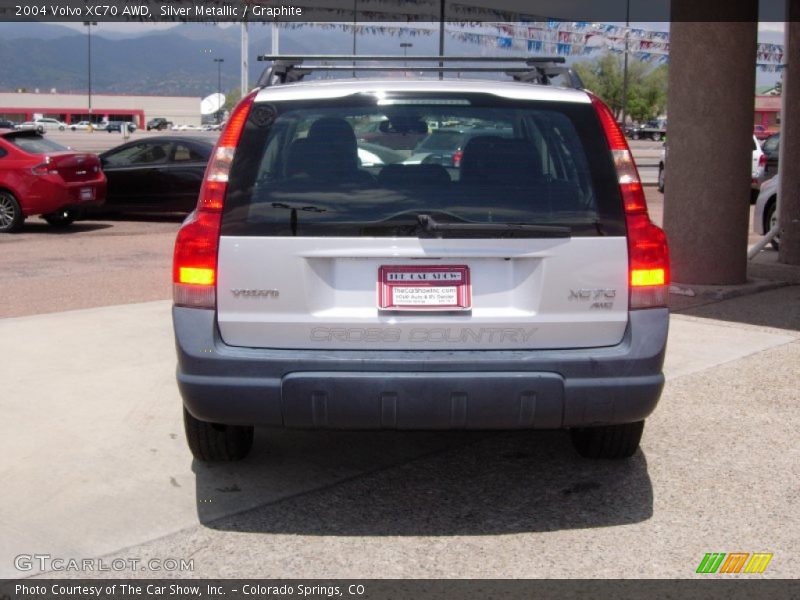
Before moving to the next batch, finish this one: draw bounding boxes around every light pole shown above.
[213,58,224,124]
[84,21,97,124]
[620,0,630,126]
[352,0,357,78]
[400,43,412,64]
[400,42,412,77]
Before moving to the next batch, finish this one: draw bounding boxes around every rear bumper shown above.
[22,177,106,216]
[174,307,668,429]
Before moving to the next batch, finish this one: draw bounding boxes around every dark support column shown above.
[663,3,758,284]
[779,9,800,265]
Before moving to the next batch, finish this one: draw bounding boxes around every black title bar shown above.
[2,579,800,600]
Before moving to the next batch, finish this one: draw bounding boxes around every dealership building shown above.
[0,91,201,128]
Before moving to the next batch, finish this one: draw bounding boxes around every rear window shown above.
[8,135,68,154]
[223,93,625,237]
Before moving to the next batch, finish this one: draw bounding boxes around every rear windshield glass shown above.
[223,93,624,237]
[9,135,68,154]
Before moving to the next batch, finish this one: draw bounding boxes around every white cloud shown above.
[758,22,785,34]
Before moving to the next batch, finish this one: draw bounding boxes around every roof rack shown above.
[255,55,585,89]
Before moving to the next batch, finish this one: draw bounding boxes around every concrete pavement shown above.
[2,284,798,579]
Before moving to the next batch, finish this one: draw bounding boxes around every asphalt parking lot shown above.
[2,135,798,580]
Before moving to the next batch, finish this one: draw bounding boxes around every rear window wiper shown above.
[417,214,571,238]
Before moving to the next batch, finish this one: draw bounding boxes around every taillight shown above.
[758,154,766,167]
[31,156,59,176]
[590,94,670,309]
[172,89,258,308]
[452,149,463,167]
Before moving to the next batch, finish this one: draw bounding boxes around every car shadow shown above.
[193,429,653,536]
[80,212,187,224]
[673,285,800,333]
[20,222,113,234]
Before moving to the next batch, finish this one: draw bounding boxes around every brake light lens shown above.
[31,156,58,176]
[758,153,766,167]
[590,93,670,309]
[172,90,258,308]
[452,149,463,167]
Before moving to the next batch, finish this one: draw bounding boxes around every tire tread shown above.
[570,420,644,459]
[183,408,254,462]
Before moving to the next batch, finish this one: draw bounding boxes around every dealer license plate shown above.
[378,265,471,310]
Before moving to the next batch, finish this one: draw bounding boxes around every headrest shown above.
[460,136,542,186]
[308,117,357,145]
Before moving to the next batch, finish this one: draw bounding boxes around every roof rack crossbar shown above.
[278,66,547,73]
[257,55,566,64]
[255,55,583,89]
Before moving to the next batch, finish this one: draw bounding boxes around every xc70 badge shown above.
[569,288,616,310]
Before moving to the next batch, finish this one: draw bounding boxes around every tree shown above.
[574,52,668,123]
[223,87,242,112]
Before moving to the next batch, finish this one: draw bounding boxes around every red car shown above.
[0,129,106,233]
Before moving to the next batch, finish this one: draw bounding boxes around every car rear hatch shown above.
[174,87,668,351]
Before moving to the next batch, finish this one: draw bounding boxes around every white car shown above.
[658,135,765,198]
[753,175,780,250]
[751,136,766,195]
[172,58,670,462]
[18,118,67,133]
[69,121,93,131]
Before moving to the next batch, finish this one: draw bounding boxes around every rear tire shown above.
[183,407,254,462]
[570,420,644,459]
[651,132,662,142]
[0,191,24,233]
[657,164,665,193]
[43,210,75,228]
[631,132,640,141]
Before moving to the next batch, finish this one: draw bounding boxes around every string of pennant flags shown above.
[262,0,784,74]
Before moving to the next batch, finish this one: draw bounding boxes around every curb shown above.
[669,278,791,312]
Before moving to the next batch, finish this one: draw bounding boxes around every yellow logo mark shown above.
[744,553,773,574]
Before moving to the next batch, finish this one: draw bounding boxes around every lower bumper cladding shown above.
[173,307,668,430]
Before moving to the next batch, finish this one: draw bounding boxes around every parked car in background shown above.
[0,120,16,129]
[146,117,173,131]
[356,117,428,150]
[105,121,137,133]
[754,175,780,250]
[357,142,406,167]
[0,129,106,232]
[657,136,764,199]
[89,136,213,215]
[762,132,780,177]
[751,136,766,199]
[404,127,513,167]
[626,118,667,142]
[17,118,67,133]
[69,121,94,131]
